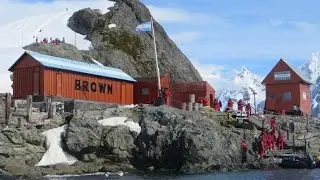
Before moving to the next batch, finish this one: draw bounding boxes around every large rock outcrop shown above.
[67,0,203,83]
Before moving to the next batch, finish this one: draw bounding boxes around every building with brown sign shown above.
[9,51,136,104]
[262,59,312,115]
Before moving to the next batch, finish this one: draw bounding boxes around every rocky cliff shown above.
[23,0,202,83]
[67,0,202,82]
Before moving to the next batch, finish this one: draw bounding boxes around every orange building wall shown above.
[12,55,43,99]
[43,68,134,104]
[299,84,312,115]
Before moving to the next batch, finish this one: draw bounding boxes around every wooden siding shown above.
[43,68,134,104]
[133,75,171,105]
[12,55,42,99]
[171,81,215,108]
[299,84,312,115]
[262,59,303,85]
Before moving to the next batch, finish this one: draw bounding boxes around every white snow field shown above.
[98,117,141,134]
[36,125,78,167]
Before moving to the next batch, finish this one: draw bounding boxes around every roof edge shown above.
[8,51,28,71]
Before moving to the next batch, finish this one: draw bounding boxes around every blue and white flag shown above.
[136,21,152,32]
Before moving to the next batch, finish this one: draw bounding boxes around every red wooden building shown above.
[134,73,215,108]
[9,51,136,104]
[133,74,171,105]
[171,81,215,108]
[262,59,312,115]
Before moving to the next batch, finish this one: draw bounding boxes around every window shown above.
[141,88,149,95]
[283,92,292,101]
[302,92,307,100]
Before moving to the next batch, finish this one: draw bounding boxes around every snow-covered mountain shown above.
[300,52,320,85]
[300,51,320,117]
[217,67,265,112]
[0,0,115,93]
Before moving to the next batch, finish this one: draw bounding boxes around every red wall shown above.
[133,74,171,105]
[299,84,311,115]
[171,81,215,108]
[263,59,311,115]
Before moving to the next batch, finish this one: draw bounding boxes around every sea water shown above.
[1,169,319,180]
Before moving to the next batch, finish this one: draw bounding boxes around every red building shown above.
[134,74,215,108]
[9,51,136,104]
[171,81,215,108]
[133,74,171,105]
[262,59,312,115]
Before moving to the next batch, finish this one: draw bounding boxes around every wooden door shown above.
[56,71,62,96]
[33,67,40,95]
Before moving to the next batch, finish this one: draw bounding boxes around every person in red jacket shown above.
[225,98,233,112]
[241,137,248,164]
[237,99,243,112]
[203,97,209,107]
[277,131,284,150]
[213,99,220,111]
[269,116,277,131]
[245,103,251,117]
[163,88,171,105]
[197,97,203,104]
[269,131,275,150]
[259,133,265,159]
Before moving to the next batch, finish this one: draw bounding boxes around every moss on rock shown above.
[101,31,143,60]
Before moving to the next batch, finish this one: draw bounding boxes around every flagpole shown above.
[151,17,161,97]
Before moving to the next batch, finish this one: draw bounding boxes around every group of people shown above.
[197,97,210,107]
[35,37,65,45]
[224,98,252,117]
[240,116,285,163]
[254,116,285,159]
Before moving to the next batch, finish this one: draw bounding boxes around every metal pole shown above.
[253,92,257,114]
[151,17,161,97]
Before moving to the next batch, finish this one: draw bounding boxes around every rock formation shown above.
[66,0,202,82]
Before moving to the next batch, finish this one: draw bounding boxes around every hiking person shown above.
[219,100,222,109]
[225,98,233,112]
[269,116,276,131]
[245,103,251,117]
[237,99,243,112]
[203,97,209,107]
[62,37,65,43]
[213,99,220,111]
[259,134,265,159]
[293,104,297,115]
[277,131,284,150]
[241,137,248,164]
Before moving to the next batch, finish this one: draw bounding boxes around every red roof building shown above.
[262,59,312,116]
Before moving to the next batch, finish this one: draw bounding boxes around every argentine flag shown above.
[136,21,152,32]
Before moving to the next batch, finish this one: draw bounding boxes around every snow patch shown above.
[98,117,141,134]
[44,171,124,178]
[119,104,137,108]
[36,125,78,167]
[108,23,116,29]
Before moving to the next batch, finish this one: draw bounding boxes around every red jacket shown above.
[164,90,171,97]
[237,100,243,110]
[203,98,208,106]
[213,100,220,110]
[241,140,248,152]
[245,104,251,111]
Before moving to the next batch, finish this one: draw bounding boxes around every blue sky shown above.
[144,0,320,78]
[8,0,320,79]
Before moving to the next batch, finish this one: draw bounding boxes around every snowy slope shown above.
[300,51,320,116]
[300,51,320,85]
[0,0,115,93]
[217,67,265,112]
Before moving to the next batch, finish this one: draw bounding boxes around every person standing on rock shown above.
[259,134,265,159]
[237,99,243,112]
[269,116,277,131]
[245,103,251,117]
[225,98,233,112]
[241,137,248,164]
[277,131,284,150]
